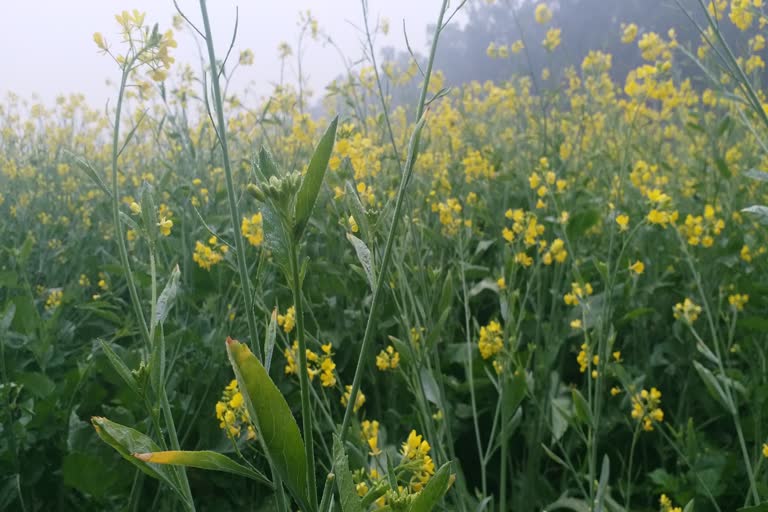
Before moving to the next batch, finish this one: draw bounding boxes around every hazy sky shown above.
[0,0,464,107]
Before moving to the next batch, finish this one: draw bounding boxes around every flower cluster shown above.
[277,306,295,333]
[241,212,264,247]
[284,341,337,388]
[215,379,256,440]
[376,345,401,371]
[192,236,228,270]
[631,387,664,431]
[673,298,702,323]
[478,319,504,360]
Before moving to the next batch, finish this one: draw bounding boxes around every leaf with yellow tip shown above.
[91,416,190,506]
[133,450,271,487]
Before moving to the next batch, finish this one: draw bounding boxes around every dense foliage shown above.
[2,1,768,511]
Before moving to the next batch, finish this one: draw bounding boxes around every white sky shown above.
[0,0,464,107]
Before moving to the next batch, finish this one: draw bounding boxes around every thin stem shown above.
[197,0,262,360]
[111,66,150,349]
[338,0,450,440]
[459,233,486,496]
[289,238,318,509]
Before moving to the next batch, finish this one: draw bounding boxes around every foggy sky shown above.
[0,0,461,107]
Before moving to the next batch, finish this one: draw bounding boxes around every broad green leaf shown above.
[684,499,694,512]
[407,461,453,512]
[16,372,55,398]
[333,436,363,512]
[225,337,310,511]
[134,450,271,487]
[91,417,186,502]
[99,340,141,397]
[264,308,278,374]
[154,265,181,328]
[571,389,593,428]
[347,233,375,292]
[693,361,734,414]
[294,116,339,239]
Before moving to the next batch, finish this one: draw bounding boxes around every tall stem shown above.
[339,0,450,441]
[289,237,318,509]
[111,68,150,349]
[198,0,262,360]
[109,63,194,511]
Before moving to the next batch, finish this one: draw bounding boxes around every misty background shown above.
[0,0,752,109]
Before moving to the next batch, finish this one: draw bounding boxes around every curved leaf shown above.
[407,461,454,512]
[91,417,187,503]
[226,337,311,511]
[294,116,338,239]
[333,436,363,512]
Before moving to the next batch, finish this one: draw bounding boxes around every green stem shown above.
[459,234,486,497]
[624,425,640,511]
[111,67,151,349]
[338,0,449,439]
[289,238,318,510]
[197,0,262,361]
[110,61,194,511]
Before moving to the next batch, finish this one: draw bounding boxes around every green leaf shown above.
[503,371,527,426]
[333,436,363,512]
[594,454,609,512]
[140,181,159,243]
[99,340,141,397]
[261,203,290,271]
[91,417,187,503]
[225,337,310,511]
[68,151,112,198]
[742,205,768,224]
[745,168,768,182]
[345,181,370,244]
[571,389,593,428]
[154,265,181,328]
[407,461,453,512]
[738,504,768,512]
[134,450,271,487]
[693,361,734,414]
[264,308,278,374]
[16,372,55,398]
[294,116,338,239]
[257,147,280,180]
[346,233,375,292]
